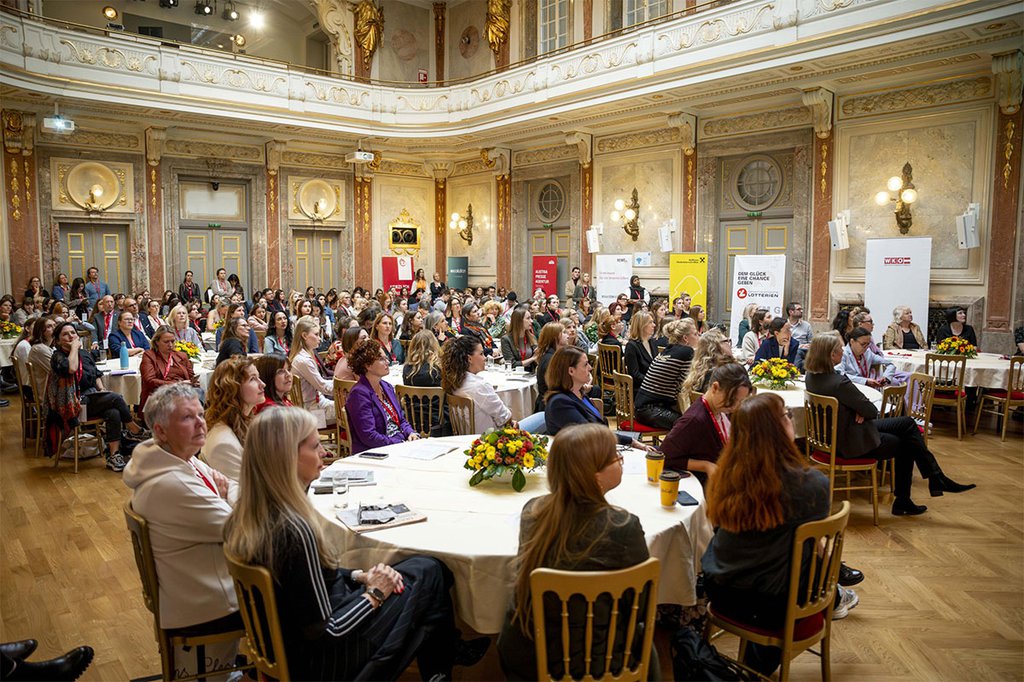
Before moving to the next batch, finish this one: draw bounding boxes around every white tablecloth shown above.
[884,350,1013,390]
[97,352,215,405]
[756,380,882,437]
[311,435,713,634]
[0,338,16,368]
[386,366,539,421]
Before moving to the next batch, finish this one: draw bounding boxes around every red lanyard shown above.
[161,354,175,380]
[378,391,400,424]
[520,340,528,360]
[702,396,729,444]
[126,333,135,349]
[190,461,218,495]
[856,352,871,377]
[379,339,395,361]
[278,335,289,354]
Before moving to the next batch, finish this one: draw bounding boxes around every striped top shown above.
[635,344,694,411]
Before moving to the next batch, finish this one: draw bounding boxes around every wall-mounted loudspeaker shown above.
[829,209,850,250]
[956,203,980,250]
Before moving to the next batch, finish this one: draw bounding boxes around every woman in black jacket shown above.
[543,347,650,450]
[623,311,658,395]
[935,307,978,348]
[401,330,449,436]
[803,333,974,516]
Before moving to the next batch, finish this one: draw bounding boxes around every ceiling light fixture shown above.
[231,34,246,47]
[249,10,265,29]
[102,6,119,20]
[159,0,179,7]
[195,0,214,16]
[222,0,239,20]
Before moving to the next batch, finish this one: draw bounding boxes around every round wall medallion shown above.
[390,29,418,62]
[66,161,120,212]
[297,179,338,220]
[459,25,480,58]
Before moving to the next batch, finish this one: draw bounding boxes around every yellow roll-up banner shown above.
[668,253,708,308]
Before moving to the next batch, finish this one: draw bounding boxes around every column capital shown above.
[564,131,593,168]
[145,127,167,167]
[993,50,1023,115]
[667,112,697,154]
[801,88,834,139]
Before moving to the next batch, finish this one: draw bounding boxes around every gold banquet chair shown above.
[447,393,476,436]
[706,502,850,682]
[123,502,251,682]
[530,558,660,682]
[973,356,1024,441]
[924,352,968,440]
[395,384,445,437]
[13,356,40,448]
[226,554,291,681]
[877,383,907,492]
[333,378,357,457]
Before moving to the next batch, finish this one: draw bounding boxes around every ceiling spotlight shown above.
[195,0,213,16]
[249,10,265,29]
[102,6,119,20]
[222,0,239,20]
[159,0,179,7]
[231,33,246,47]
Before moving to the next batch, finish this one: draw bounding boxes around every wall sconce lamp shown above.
[610,188,641,241]
[874,162,918,234]
[449,204,474,245]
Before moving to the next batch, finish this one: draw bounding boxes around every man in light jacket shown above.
[123,384,241,678]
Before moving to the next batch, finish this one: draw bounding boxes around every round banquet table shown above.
[96,352,216,405]
[755,379,882,437]
[0,338,16,368]
[310,435,713,635]
[386,365,538,421]
[883,350,1013,390]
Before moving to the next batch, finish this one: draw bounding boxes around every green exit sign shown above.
[746,211,762,218]
[208,223,221,228]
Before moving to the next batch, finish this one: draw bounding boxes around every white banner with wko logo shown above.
[729,254,787,341]
[864,237,932,346]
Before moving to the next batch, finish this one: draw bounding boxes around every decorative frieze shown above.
[452,158,493,176]
[164,139,264,164]
[596,128,681,154]
[281,150,351,171]
[838,76,993,119]
[513,145,577,168]
[38,129,142,152]
[702,107,811,139]
[378,159,428,177]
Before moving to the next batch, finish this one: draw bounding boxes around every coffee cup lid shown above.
[645,451,664,460]
[659,470,681,481]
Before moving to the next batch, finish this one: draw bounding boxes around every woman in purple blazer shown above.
[344,338,419,454]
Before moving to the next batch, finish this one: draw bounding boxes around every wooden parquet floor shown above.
[1,394,1022,681]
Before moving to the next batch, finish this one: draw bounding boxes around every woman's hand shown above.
[865,378,881,389]
[630,440,655,452]
[364,563,403,598]
[406,432,420,441]
[854,413,865,424]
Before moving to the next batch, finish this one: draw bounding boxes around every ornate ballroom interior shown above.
[0,0,1020,346]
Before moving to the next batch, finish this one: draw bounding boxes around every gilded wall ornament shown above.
[485,0,511,56]
[353,0,384,67]
[388,208,421,255]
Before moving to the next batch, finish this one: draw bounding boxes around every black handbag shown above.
[670,627,758,681]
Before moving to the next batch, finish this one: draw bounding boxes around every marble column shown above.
[496,173,512,287]
[265,142,285,290]
[810,131,833,324]
[683,149,697,251]
[354,175,373,286]
[583,0,592,40]
[580,163,593,266]
[985,106,1022,334]
[355,45,370,81]
[2,110,39,290]
[434,178,447,274]
[433,3,445,82]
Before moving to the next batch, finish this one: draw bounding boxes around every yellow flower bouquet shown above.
[0,320,22,339]
[749,357,800,390]
[935,336,977,359]
[174,340,201,360]
[464,426,548,492]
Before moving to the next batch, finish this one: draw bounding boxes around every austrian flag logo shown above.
[884,257,912,265]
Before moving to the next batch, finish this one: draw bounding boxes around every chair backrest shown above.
[447,393,476,436]
[333,378,356,409]
[395,385,445,437]
[804,392,839,463]
[587,353,600,389]
[225,554,291,681]
[398,338,410,353]
[316,350,329,365]
[905,372,935,444]
[334,405,352,458]
[591,398,603,417]
[530,557,660,682]
[1008,356,1024,396]
[597,343,622,389]
[254,329,266,351]
[288,377,304,408]
[924,353,966,391]
[12,356,33,405]
[879,383,907,418]
[611,371,635,426]
[123,501,161,620]
[785,501,850,626]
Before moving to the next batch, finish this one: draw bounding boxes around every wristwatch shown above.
[368,587,387,606]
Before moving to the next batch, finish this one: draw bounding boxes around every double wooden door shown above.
[60,224,129,294]
[179,229,249,295]
[718,218,792,317]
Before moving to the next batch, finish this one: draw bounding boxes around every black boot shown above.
[929,473,976,497]
[0,640,38,662]
[892,498,927,516]
[4,646,93,681]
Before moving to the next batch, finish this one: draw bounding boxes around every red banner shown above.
[532,255,558,297]
[382,256,414,291]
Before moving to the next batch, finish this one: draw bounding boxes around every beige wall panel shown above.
[448,175,496,284]
[379,1,431,83]
[372,176,435,285]
[446,2,491,81]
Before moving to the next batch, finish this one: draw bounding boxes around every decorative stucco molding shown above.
[596,128,681,154]
[801,88,834,139]
[992,50,1023,115]
[838,76,993,119]
[702,106,811,138]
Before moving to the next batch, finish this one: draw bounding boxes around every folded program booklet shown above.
[311,470,376,493]
[336,503,427,534]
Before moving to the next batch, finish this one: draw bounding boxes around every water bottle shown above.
[119,342,129,369]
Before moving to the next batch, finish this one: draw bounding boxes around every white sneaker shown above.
[832,587,859,620]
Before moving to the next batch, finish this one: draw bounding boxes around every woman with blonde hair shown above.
[534,321,568,411]
[497,424,651,680]
[624,311,657,395]
[167,304,203,347]
[735,302,759,345]
[882,305,926,350]
[289,315,336,425]
[201,356,265,482]
[500,306,538,369]
[224,407,486,681]
[634,318,699,428]
[682,328,737,395]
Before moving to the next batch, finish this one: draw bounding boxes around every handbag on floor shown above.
[670,627,758,681]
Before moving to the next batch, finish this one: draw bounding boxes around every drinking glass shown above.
[332,473,349,508]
